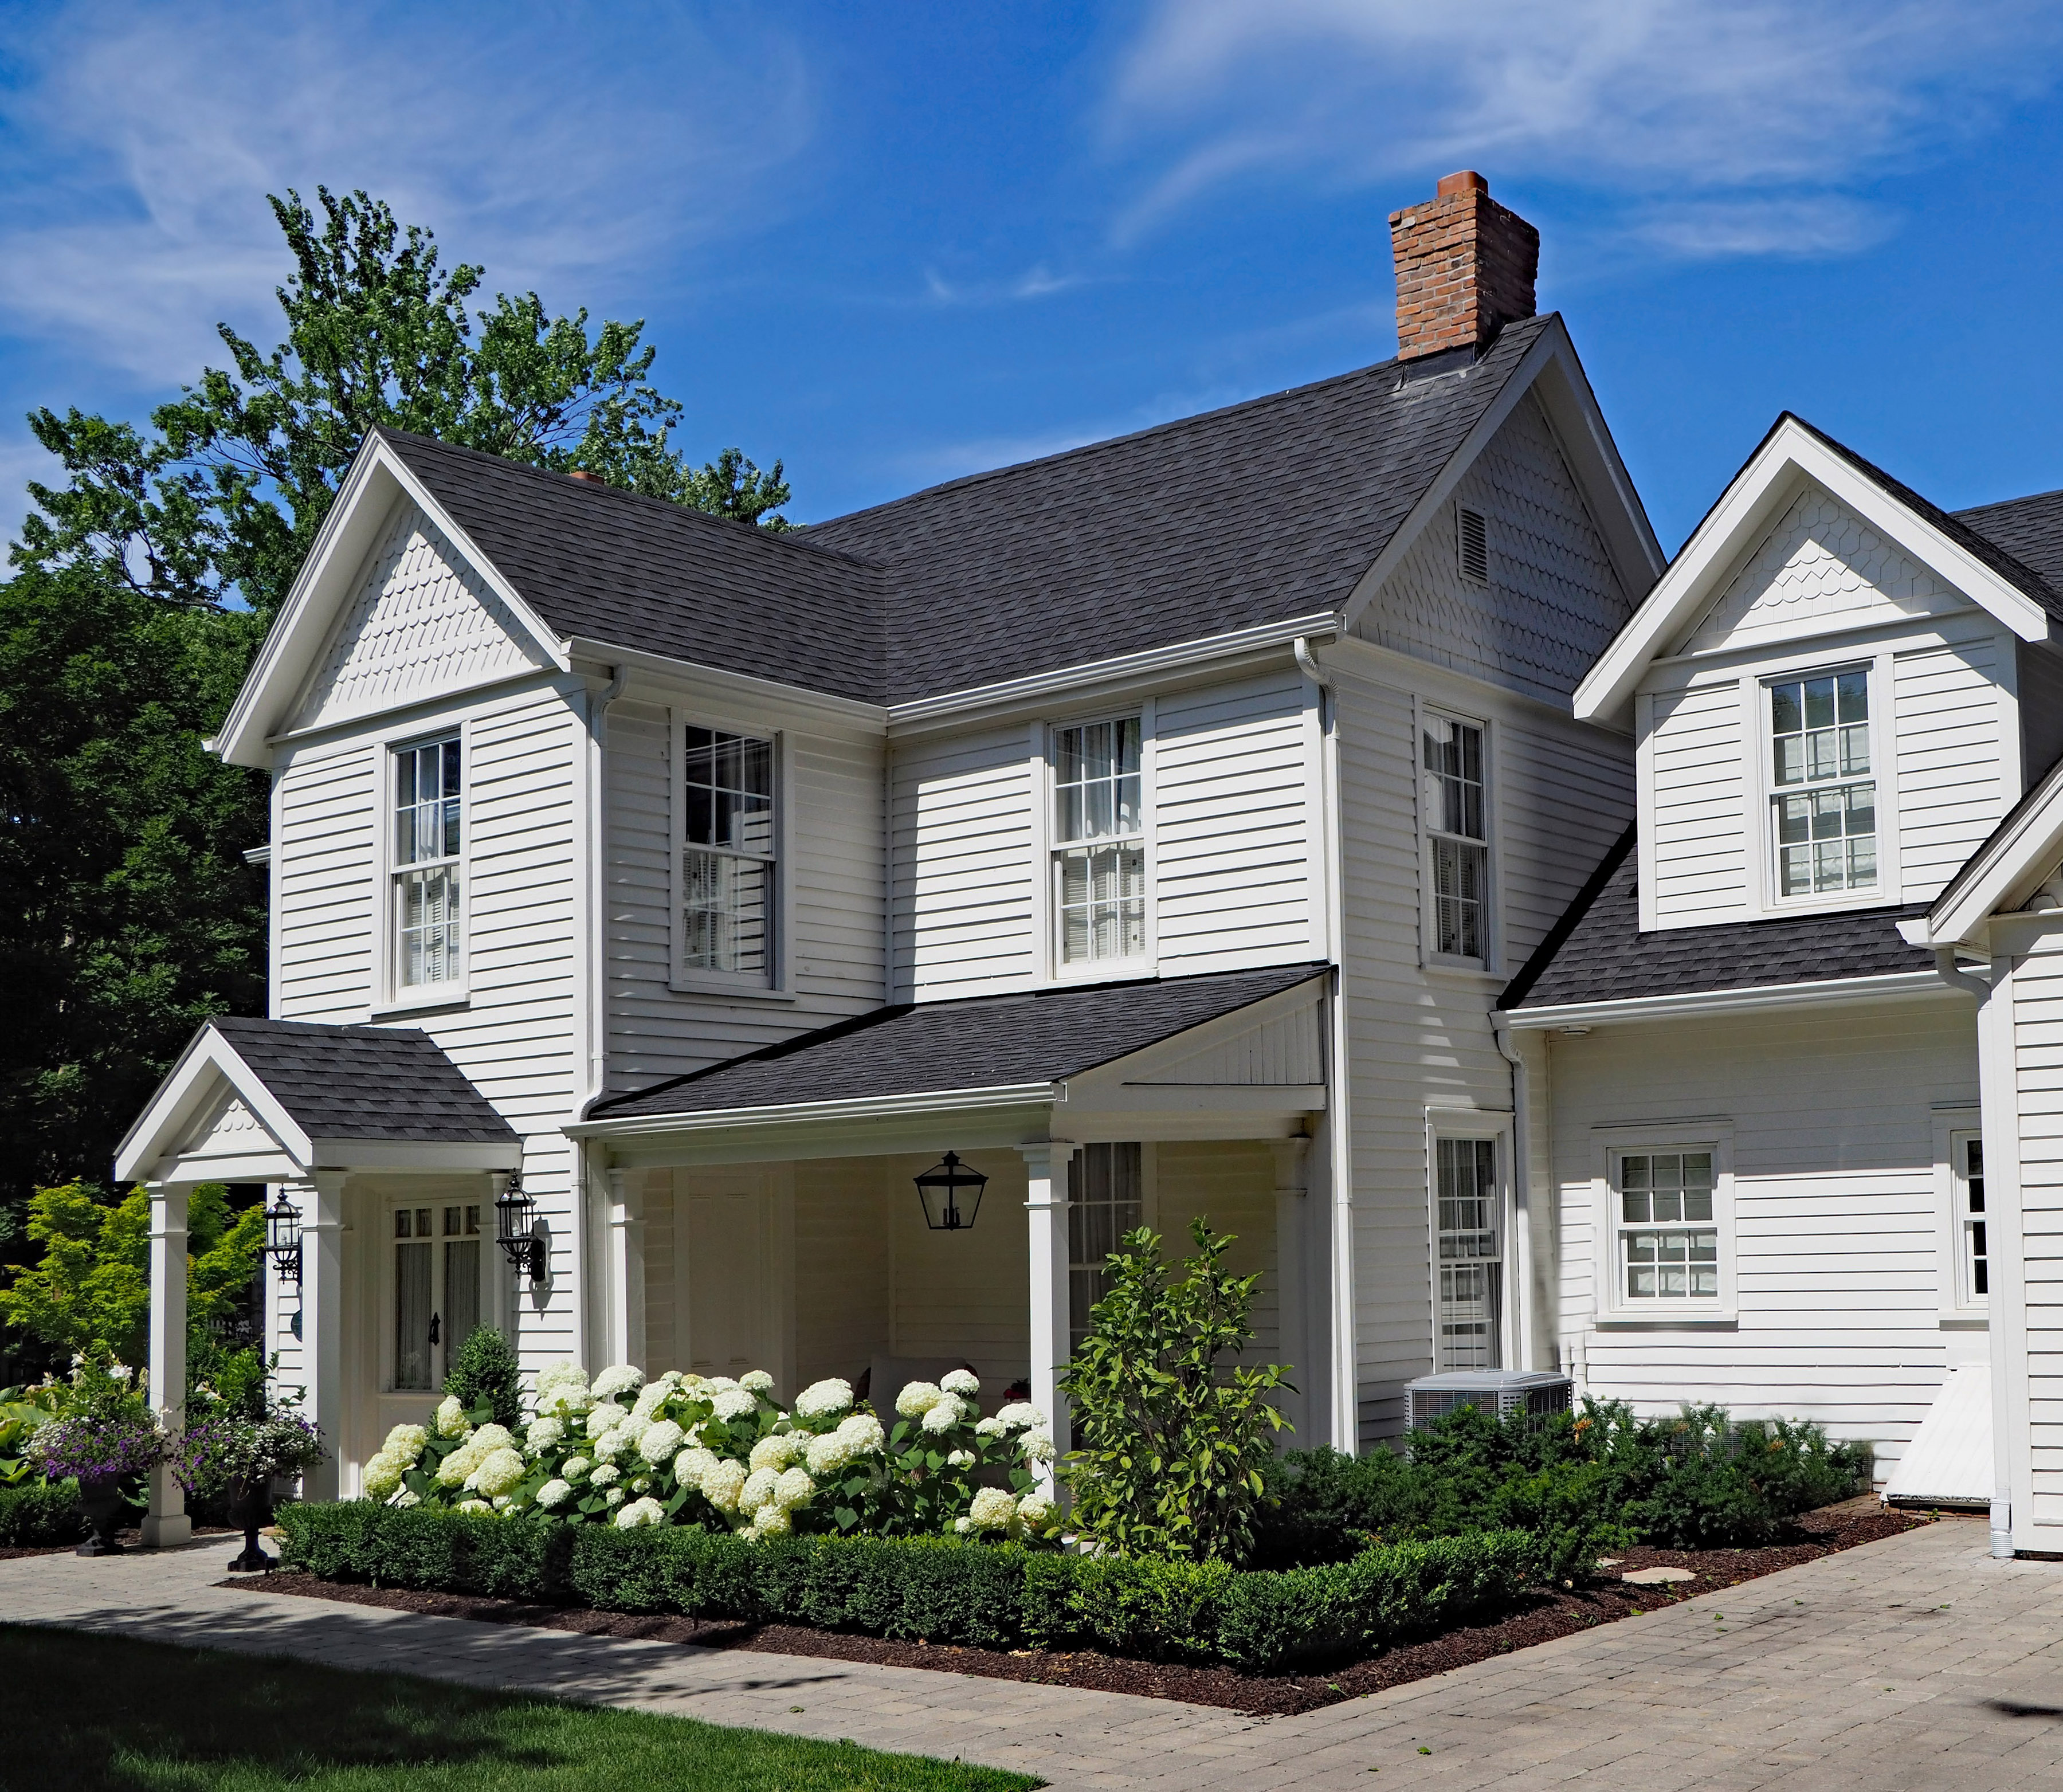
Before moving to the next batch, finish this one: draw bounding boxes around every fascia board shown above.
[564,637,888,737]
[148,1147,304,1186]
[1524,326,1668,594]
[567,1081,1060,1140]
[308,1139,523,1171]
[1575,420,2052,725]
[113,1030,313,1183]
[1498,967,1951,1030]
[1929,762,2063,944]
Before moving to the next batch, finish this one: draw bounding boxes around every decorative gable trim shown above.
[115,1027,314,1185]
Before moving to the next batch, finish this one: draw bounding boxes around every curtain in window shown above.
[1069,1142,1143,1349]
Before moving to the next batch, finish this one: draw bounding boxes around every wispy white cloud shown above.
[0,0,816,389]
[1103,0,2063,254]
[920,262,1088,307]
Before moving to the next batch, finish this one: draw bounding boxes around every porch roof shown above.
[584,962,1331,1124]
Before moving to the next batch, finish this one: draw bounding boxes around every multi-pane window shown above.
[1769,670,1876,898]
[393,1202,482,1392]
[1436,1138,1502,1371]
[681,727,775,978]
[1054,718,1145,964]
[1068,1142,1143,1350]
[1617,1151,1719,1300]
[393,738,462,990]
[1423,715,1488,959]
[1956,1135,1988,1305]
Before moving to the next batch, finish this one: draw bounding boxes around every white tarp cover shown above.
[1883,1363,1993,1507]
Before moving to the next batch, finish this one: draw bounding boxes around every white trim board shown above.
[1500,968,1956,1030]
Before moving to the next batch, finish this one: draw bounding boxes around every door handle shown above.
[429,1311,441,1346]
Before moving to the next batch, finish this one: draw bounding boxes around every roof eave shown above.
[1500,967,1955,1029]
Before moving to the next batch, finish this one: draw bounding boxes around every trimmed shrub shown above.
[276,1500,1538,1672]
[0,1478,83,1546]
[442,1327,524,1431]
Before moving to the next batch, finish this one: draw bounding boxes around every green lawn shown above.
[0,1624,1042,1791]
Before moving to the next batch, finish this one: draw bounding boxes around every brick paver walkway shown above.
[5,1516,2060,1790]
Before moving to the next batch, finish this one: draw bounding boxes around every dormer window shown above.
[1768,669,1875,899]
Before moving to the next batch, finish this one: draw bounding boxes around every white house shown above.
[1503,413,2063,1552]
[116,171,1669,1543]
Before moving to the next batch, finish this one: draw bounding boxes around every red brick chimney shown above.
[1390,171,1539,361]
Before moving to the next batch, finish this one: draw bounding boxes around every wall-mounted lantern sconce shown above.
[495,1170,548,1283]
[264,1190,303,1288]
[914,1151,989,1232]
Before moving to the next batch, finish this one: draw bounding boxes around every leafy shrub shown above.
[0,1477,83,1546]
[443,1326,523,1430]
[275,1499,1538,1673]
[1061,1218,1292,1563]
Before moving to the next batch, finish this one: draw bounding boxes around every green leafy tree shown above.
[1060,1218,1293,1564]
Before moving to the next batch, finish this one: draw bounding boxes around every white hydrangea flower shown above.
[456,1497,492,1515]
[749,1504,793,1538]
[472,1446,527,1499]
[895,1381,945,1419]
[591,1426,633,1462]
[492,1493,512,1510]
[591,1364,645,1403]
[700,1375,741,1394]
[615,1495,666,1530]
[1018,1430,1056,1464]
[995,1402,1044,1432]
[604,1486,625,1505]
[773,1465,814,1511]
[805,1431,856,1478]
[740,1369,775,1394]
[946,1449,974,1469]
[920,1397,963,1434]
[954,1516,972,1535]
[672,1446,719,1492]
[749,1433,806,1473]
[435,1395,470,1437]
[793,1378,854,1421]
[1017,1492,1057,1531]
[394,1489,421,1509]
[382,1424,429,1462]
[638,1419,685,1465]
[535,1361,593,1415]
[438,1440,486,1487]
[525,1415,566,1454]
[711,1387,759,1422]
[536,1478,574,1509]
[739,1466,779,1515]
[632,1476,651,1493]
[562,1455,591,1483]
[589,1462,621,1489]
[585,1405,623,1438]
[361,1450,404,1500]
[701,1457,748,1514]
[835,1412,885,1454]
[974,1417,1006,1438]
[941,1368,980,1397]
[470,1425,513,1455]
[966,1487,1017,1532]
[630,1382,669,1424]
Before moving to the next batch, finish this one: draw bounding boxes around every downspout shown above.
[1492,1017,1533,1374]
[574,664,628,1368]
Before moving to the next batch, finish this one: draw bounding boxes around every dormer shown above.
[1575,416,2063,930]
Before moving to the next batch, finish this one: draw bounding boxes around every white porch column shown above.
[1022,1143,1076,1493]
[293,1173,348,1503]
[605,1167,646,1371]
[1269,1139,1311,1448]
[142,1183,191,1547]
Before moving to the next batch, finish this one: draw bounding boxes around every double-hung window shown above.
[1422,714,1489,960]
[1615,1150,1719,1301]
[1053,717,1145,966]
[392,1201,484,1393]
[1955,1134,1988,1307]
[1435,1137,1502,1370]
[680,726,776,981]
[1769,669,1876,899]
[1068,1142,1143,1350]
[393,737,462,992]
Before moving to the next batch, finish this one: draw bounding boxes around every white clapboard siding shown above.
[2007,935,2063,1532]
[1332,657,1636,1440]
[1550,994,1979,1475]
[274,740,379,1017]
[1354,392,1633,704]
[893,725,1036,999]
[601,700,885,1091]
[292,500,542,731]
[1646,679,1749,924]
[1894,634,2006,900]
[1153,671,1315,974]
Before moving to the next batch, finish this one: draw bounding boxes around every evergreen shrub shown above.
[0,1477,83,1546]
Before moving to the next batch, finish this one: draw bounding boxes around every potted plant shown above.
[170,1401,324,1571]
[30,1401,163,1556]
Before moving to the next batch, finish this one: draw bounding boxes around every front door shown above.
[391,1198,488,1392]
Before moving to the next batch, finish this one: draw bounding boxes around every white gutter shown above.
[1499,968,1950,1030]
[567,1081,1060,1141]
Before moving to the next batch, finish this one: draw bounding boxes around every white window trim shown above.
[668,710,794,999]
[1040,700,1156,984]
[1425,1108,1515,1372]
[1749,653,1903,917]
[379,1189,497,1397]
[1416,698,1501,973]
[374,723,471,1016]
[1590,1119,1736,1325]
[1933,1105,1988,1324]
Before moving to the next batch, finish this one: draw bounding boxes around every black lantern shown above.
[264,1190,303,1287]
[495,1170,548,1281]
[914,1151,988,1232]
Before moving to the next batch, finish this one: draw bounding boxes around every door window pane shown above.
[1069,1143,1143,1350]
[394,1239,433,1391]
[444,1240,482,1357]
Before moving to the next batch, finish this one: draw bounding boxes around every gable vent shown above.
[1458,506,1489,586]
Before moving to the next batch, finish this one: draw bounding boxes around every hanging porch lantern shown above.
[914,1151,988,1232]
[495,1170,548,1282]
[264,1190,303,1288]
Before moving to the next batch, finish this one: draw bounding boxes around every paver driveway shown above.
[3,1515,2059,1790]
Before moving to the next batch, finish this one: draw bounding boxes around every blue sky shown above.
[2,0,2062,554]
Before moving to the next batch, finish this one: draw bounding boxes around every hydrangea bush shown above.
[362,1360,1060,1544]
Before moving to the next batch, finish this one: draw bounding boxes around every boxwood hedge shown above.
[0,1479,83,1547]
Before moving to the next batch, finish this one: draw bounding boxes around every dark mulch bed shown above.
[236,1503,1947,1716]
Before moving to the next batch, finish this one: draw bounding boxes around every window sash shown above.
[1958,1135,1988,1304]
[1436,1137,1501,1371]
[1053,719,1142,846]
[397,864,461,988]
[1615,1150,1720,1300]
[1058,844,1146,963]
[1767,672,1875,899]
[392,738,462,991]
[679,726,776,979]
[1423,716,1488,959]
[1068,1143,1143,1350]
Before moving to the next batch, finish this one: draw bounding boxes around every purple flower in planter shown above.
[170,1410,324,1495]
[32,1413,164,1481]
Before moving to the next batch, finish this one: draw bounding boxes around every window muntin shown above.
[1956,1134,1987,1305]
[1053,717,1144,964]
[393,738,462,990]
[1436,1137,1501,1370]
[1616,1151,1718,1300]
[681,727,775,978]
[1423,715,1488,959]
[1768,670,1876,899]
[393,1202,483,1393]
[1068,1142,1143,1351]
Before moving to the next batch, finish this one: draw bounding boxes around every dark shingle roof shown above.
[209,1016,516,1142]
[372,319,1559,707]
[1956,487,2063,599]
[587,962,1330,1121]
[1500,833,1932,1011]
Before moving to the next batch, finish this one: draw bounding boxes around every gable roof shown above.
[1574,413,2062,727]
[1955,487,2063,597]
[583,962,1329,1123]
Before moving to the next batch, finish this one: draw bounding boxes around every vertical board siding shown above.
[1550,997,1979,1473]
[1354,393,1632,704]
[601,699,885,1091]
[893,726,1036,999]
[1153,672,1315,974]
[793,1160,891,1389]
[1648,680,1748,924]
[888,1150,1030,1388]
[1156,1142,1280,1363]
[1895,635,2005,900]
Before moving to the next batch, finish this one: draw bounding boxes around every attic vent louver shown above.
[1458,507,1489,586]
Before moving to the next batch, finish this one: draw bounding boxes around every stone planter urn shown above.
[225,1474,276,1573]
[74,1473,128,1556]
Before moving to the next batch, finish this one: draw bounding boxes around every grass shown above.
[0,1624,1042,1791]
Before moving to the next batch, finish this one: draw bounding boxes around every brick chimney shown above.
[1389,171,1539,361]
